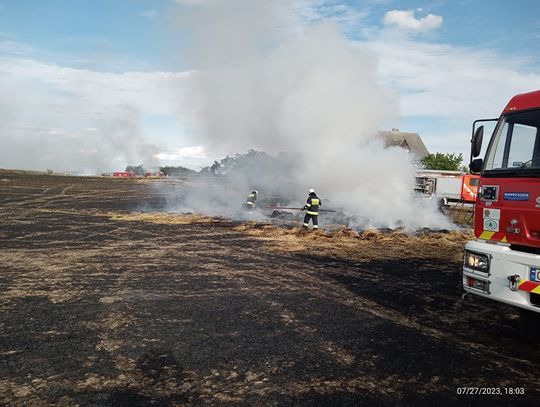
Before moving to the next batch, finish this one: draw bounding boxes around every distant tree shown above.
[125,164,146,175]
[421,153,463,171]
[194,149,300,185]
[159,165,195,177]
[210,161,222,175]
[219,155,236,174]
[196,166,208,174]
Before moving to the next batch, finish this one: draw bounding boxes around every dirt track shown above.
[0,170,539,406]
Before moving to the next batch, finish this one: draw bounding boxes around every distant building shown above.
[378,129,429,161]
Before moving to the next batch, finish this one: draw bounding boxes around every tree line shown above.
[127,150,466,177]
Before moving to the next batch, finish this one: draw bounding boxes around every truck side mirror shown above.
[471,126,484,158]
[470,158,483,174]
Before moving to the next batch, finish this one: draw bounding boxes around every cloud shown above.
[0,57,194,172]
[154,145,211,169]
[365,34,540,159]
[368,37,540,118]
[383,10,442,32]
[0,40,36,56]
[155,145,205,160]
[297,1,368,31]
[138,10,158,19]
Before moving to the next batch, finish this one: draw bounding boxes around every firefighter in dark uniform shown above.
[302,188,321,229]
[244,190,258,212]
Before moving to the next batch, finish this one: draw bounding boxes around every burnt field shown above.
[0,170,539,406]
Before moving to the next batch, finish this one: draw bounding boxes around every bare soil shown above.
[0,170,538,406]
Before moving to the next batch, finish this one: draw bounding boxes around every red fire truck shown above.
[113,171,135,177]
[463,89,540,339]
[415,170,479,205]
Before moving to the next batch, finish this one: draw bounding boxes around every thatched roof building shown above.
[378,129,429,160]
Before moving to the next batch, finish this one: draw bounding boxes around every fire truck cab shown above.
[463,90,540,339]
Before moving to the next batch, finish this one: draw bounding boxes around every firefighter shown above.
[302,188,321,230]
[244,190,258,212]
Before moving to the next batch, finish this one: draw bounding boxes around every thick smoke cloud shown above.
[171,0,452,230]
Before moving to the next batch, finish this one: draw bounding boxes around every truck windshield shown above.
[484,108,540,174]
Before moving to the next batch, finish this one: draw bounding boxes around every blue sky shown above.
[3,0,538,69]
[0,0,539,171]
[0,0,169,70]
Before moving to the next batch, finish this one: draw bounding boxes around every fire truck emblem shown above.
[536,196,540,208]
[483,208,500,232]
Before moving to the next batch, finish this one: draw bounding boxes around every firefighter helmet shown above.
[308,188,315,194]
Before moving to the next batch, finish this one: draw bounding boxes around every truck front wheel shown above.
[519,309,540,341]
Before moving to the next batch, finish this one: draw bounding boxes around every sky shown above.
[1,0,539,172]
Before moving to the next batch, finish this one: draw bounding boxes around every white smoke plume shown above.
[170,0,452,230]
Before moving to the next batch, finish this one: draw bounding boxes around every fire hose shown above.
[264,206,336,213]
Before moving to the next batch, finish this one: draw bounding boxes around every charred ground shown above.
[0,170,538,406]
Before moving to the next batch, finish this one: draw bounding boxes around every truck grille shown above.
[510,244,540,255]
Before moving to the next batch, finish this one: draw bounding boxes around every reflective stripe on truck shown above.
[519,280,540,294]
[478,231,508,242]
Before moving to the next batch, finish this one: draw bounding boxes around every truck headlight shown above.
[464,250,490,272]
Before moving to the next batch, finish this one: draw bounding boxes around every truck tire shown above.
[518,309,540,341]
